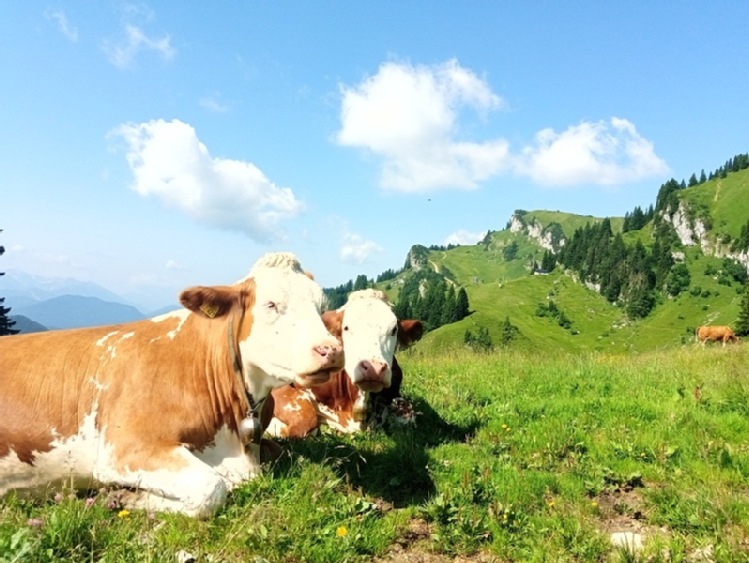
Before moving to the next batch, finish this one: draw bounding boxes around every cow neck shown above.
[227,308,265,445]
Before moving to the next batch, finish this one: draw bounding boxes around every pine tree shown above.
[0,231,19,336]
[455,287,470,320]
[735,284,749,337]
[441,285,457,325]
[353,274,369,291]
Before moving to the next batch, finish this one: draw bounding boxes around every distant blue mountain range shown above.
[2,270,179,331]
[13,295,146,330]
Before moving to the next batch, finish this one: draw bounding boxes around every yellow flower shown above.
[590,501,599,508]
[117,509,130,519]
[336,526,348,537]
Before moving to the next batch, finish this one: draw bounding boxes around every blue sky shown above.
[2,2,748,311]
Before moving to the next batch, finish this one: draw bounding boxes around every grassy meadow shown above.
[2,344,749,562]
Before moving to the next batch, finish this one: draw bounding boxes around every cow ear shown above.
[321,310,343,338]
[180,286,239,319]
[397,319,424,347]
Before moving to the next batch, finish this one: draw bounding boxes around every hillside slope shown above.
[379,166,749,354]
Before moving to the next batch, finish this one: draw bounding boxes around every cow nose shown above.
[359,359,387,381]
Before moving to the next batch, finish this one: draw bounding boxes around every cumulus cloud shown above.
[336,59,511,193]
[102,6,175,70]
[339,233,383,264]
[45,9,78,42]
[112,119,303,242]
[445,229,488,246]
[515,118,670,186]
[337,59,669,192]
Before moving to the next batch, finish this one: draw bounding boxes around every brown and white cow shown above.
[267,289,423,439]
[695,325,739,347]
[0,252,343,517]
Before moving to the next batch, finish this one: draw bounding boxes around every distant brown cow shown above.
[695,325,739,347]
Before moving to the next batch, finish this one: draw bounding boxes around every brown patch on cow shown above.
[322,309,344,340]
[269,386,320,439]
[0,328,101,464]
[398,320,424,348]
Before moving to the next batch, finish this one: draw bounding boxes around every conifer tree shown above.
[455,287,470,320]
[735,284,749,337]
[0,231,18,336]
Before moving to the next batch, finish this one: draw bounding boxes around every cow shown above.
[695,325,739,347]
[0,252,344,517]
[267,289,423,439]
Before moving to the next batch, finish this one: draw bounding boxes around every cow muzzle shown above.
[353,359,390,393]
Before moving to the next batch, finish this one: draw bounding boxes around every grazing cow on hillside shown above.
[695,325,739,347]
[0,252,343,517]
[267,289,423,439]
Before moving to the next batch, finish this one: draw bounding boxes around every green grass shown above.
[3,346,749,561]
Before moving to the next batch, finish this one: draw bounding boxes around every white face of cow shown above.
[339,291,398,393]
[240,260,342,394]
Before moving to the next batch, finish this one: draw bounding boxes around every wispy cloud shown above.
[339,232,383,264]
[112,119,303,242]
[445,229,487,246]
[337,59,668,192]
[102,5,175,69]
[199,94,229,113]
[45,9,79,42]
[336,59,509,193]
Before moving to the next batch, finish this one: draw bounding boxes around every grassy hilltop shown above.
[373,166,749,355]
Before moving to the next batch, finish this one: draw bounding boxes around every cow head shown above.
[180,252,344,398]
[323,289,423,393]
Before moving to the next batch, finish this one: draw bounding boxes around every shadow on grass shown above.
[267,395,482,508]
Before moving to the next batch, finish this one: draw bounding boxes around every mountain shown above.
[372,160,749,354]
[3,270,132,306]
[9,314,48,334]
[13,295,146,330]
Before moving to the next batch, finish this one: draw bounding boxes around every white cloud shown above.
[515,118,670,186]
[164,259,186,271]
[445,229,487,246]
[103,23,175,69]
[112,119,303,242]
[45,9,78,42]
[199,95,229,113]
[339,233,383,264]
[336,59,510,193]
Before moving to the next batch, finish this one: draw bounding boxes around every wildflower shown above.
[85,497,95,508]
[547,500,555,507]
[53,492,63,503]
[590,501,599,508]
[27,518,44,528]
[336,526,348,537]
[117,509,130,519]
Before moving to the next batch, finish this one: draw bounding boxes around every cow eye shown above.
[390,326,397,336]
[265,301,278,312]
[343,325,349,332]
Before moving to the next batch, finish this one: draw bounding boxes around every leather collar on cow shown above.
[228,309,265,445]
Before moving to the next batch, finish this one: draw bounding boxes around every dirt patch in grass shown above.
[374,519,500,563]
[593,483,671,551]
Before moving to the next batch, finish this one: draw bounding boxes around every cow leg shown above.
[95,446,230,518]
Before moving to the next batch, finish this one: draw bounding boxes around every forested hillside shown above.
[326,153,749,353]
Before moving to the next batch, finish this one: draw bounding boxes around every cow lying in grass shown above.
[267,289,423,440]
[0,252,343,517]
